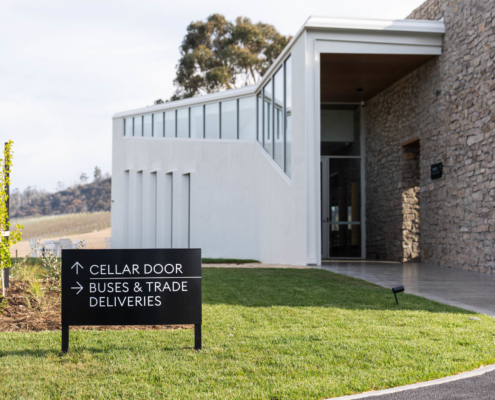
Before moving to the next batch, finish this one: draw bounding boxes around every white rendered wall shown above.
[111,21,443,265]
[111,37,307,265]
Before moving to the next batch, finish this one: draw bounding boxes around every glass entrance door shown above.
[320,104,363,259]
[321,157,361,258]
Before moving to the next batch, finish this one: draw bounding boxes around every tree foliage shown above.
[1,141,23,276]
[171,14,291,100]
[93,166,102,182]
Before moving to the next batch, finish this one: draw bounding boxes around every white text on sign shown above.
[89,264,183,275]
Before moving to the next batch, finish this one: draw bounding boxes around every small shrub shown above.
[11,255,45,282]
[36,242,61,281]
[28,279,44,305]
[32,240,86,291]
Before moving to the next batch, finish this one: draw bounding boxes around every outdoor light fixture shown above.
[392,286,404,305]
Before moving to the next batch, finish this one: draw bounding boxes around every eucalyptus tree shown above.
[171,14,291,100]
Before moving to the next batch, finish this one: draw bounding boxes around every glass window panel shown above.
[263,80,272,156]
[274,108,284,166]
[177,108,189,138]
[143,114,152,137]
[273,67,284,167]
[190,106,203,139]
[124,118,132,136]
[321,105,361,156]
[221,100,237,139]
[239,97,256,140]
[257,94,263,144]
[285,56,292,177]
[153,112,163,137]
[134,116,142,137]
[205,103,220,139]
[164,111,176,138]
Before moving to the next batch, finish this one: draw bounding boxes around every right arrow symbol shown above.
[71,262,84,274]
[71,282,84,295]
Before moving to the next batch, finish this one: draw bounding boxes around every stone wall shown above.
[402,145,420,262]
[365,0,495,273]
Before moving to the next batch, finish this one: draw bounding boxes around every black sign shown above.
[431,162,443,180]
[61,249,202,352]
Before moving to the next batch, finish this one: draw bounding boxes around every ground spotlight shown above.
[392,286,404,305]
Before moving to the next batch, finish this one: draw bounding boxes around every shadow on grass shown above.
[0,349,59,358]
[202,268,475,314]
[0,343,196,358]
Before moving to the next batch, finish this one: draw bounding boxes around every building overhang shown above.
[312,17,445,103]
[320,53,437,103]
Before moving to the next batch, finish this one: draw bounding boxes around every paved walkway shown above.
[321,261,495,317]
[329,365,495,399]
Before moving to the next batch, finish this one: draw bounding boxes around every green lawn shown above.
[1,268,494,399]
[201,258,260,264]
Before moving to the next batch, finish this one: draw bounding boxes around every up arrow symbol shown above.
[71,262,84,274]
[71,282,84,295]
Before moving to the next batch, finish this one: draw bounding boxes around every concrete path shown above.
[328,365,495,399]
[321,261,495,317]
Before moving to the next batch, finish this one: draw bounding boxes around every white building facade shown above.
[112,16,445,265]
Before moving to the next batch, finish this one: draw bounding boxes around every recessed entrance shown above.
[321,104,363,259]
[317,51,438,262]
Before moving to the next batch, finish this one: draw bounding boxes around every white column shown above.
[306,31,320,265]
[135,171,143,248]
[171,170,180,248]
[188,172,197,249]
[122,170,130,248]
[156,171,173,248]
[127,169,137,248]
[141,170,157,248]
[150,171,157,248]
[180,173,191,248]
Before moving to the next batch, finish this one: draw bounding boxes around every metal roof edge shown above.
[305,16,446,34]
[112,85,256,118]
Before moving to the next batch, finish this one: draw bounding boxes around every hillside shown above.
[11,178,111,218]
[12,212,111,240]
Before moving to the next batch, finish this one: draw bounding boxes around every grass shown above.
[1,268,494,399]
[201,258,260,264]
[12,211,111,240]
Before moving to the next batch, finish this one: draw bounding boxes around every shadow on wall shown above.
[202,268,474,314]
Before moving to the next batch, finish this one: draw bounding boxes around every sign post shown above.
[61,249,202,353]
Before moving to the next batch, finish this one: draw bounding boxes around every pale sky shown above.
[2,0,426,193]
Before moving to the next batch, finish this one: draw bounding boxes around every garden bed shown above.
[0,280,192,332]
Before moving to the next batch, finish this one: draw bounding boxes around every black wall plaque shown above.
[431,162,443,180]
[61,248,202,352]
